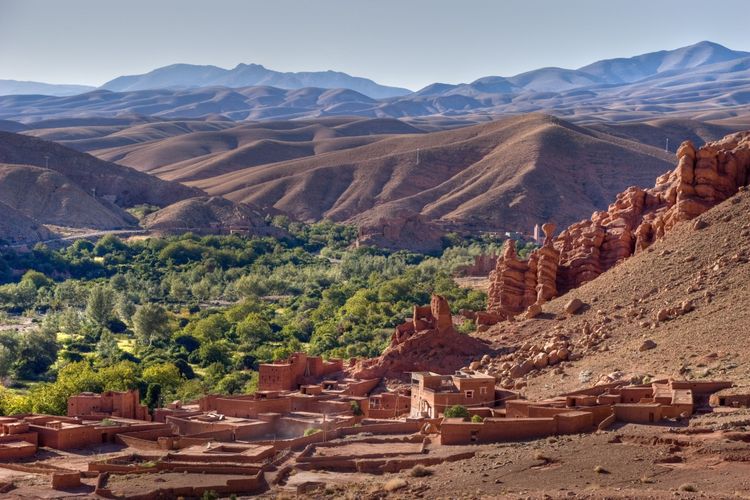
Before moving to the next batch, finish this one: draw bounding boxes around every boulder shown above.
[693,219,709,230]
[533,353,549,369]
[565,298,584,315]
[655,309,670,322]
[639,339,657,352]
[525,303,542,319]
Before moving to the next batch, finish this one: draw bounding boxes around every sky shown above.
[1,0,749,91]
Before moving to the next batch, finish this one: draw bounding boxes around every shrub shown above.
[443,405,470,420]
[350,400,363,416]
[384,478,407,492]
[304,428,321,437]
[410,465,432,477]
[679,484,698,492]
[471,414,483,423]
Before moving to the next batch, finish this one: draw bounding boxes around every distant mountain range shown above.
[0,79,95,97]
[100,63,411,99]
[1,64,411,100]
[1,41,749,124]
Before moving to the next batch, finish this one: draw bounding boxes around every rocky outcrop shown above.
[555,131,750,291]
[350,295,491,380]
[486,223,559,318]
[483,131,750,320]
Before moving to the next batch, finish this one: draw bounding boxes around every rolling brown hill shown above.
[11,113,748,250]
[26,117,426,185]
[0,131,201,208]
[0,130,291,242]
[0,163,134,229]
[0,201,54,245]
[187,114,675,236]
[142,196,283,238]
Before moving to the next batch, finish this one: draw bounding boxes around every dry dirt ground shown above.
[277,410,750,499]
[0,444,134,498]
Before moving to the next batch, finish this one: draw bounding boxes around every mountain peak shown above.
[578,40,750,84]
[101,63,410,98]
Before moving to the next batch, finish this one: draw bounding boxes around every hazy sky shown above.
[1,0,749,90]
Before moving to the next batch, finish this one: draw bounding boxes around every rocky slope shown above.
[471,184,750,400]
[484,130,750,318]
[461,131,750,399]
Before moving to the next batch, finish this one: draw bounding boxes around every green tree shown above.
[96,330,122,363]
[115,294,136,324]
[144,383,162,410]
[98,362,139,391]
[142,363,182,392]
[0,344,15,380]
[94,234,127,256]
[13,327,59,379]
[191,314,230,343]
[86,285,114,328]
[443,405,470,420]
[350,400,363,416]
[197,342,231,368]
[235,313,273,346]
[133,304,171,348]
[20,270,53,289]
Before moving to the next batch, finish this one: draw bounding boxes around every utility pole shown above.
[665,138,669,152]
[416,148,420,165]
[323,412,327,442]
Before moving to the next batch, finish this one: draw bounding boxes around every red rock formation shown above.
[555,132,750,291]
[350,295,491,380]
[486,223,559,318]
[483,131,750,318]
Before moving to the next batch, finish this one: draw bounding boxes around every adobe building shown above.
[258,353,344,391]
[365,391,411,419]
[440,379,734,445]
[0,418,38,460]
[0,414,170,452]
[709,386,750,408]
[197,376,379,420]
[67,389,150,421]
[411,370,495,418]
